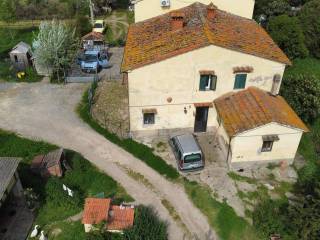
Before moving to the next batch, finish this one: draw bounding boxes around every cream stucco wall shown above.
[134,0,255,22]
[128,45,286,134]
[229,123,303,164]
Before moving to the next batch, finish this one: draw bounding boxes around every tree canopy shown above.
[268,15,308,59]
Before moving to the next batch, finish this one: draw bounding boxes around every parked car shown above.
[79,50,109,73]
[170,134,204,171]
[93,20,106,33]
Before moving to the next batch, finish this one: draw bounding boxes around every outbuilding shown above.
[81,31,105,50]
[82,198,135,233]
[31,148,65,177]
[9,41,33,70]
[214,87,309,170]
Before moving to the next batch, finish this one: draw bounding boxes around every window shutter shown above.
[199,75,208,91]
[234,74,247,89]
[210,75,217,90]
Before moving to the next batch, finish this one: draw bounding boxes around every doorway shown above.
[194,107,209,132]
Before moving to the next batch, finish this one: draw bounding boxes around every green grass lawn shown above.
[183,179,258,240]
[0,130,132,238]
[284,58,320,78]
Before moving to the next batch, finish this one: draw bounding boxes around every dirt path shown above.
[0,82,217,240]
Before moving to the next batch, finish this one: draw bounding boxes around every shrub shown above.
[268,15,308,59]
[299,0,320,58]
[73,15,92,37]
[280,74,320,123]
[252,199,290,238]
[124,206,168,240]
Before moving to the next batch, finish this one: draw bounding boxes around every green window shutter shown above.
[234,74,247,89]
[210,75,217,90]
[199,75,209,91]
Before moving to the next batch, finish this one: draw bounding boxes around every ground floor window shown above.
[261,140,273,152]
[143,113,155,125]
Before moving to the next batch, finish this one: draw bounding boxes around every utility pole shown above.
[89,0,94,25]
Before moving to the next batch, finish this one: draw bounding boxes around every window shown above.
[261,141,273,152]
[143,113,155,125]
[199,75,217,91]
[234,73,247,89]
[14,55,18,62]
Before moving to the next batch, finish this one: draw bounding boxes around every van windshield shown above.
[184,154,201,163]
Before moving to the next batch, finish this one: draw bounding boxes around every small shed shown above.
[31,148,65,178]
[82,32,105,50]
[82,198,135,233]
[0,158,23,207]
[9,42,33,70]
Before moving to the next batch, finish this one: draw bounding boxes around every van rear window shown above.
[184,154,201,163]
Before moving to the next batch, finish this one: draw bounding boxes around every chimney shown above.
[271,74,281,96]
[170,11,185,31]
[207,2,217,19]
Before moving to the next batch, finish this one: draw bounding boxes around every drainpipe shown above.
[226,136,232,170]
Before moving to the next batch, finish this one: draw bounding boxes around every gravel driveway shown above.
[0,82,217,240]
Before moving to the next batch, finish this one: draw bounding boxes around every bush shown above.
[124,206,168,240]
[73,15,92,37]
[268,15,308,59]
[299,0,320,58]
[280,74,320,123]
[252,199,291,239]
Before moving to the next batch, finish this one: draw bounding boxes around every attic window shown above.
[233,66,254,73]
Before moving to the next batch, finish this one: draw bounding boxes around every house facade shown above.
[133,0,255,22]
[122,3,308,167]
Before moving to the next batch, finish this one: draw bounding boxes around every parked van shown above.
[170,134,204,171]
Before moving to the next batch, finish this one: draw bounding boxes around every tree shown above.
[280,74,320,123]
[299,0,320,58]
[268,15,308,59]
[32,20,79,82]
[73,15,92,37]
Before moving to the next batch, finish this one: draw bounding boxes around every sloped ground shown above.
[92,80,129,138]
[147,132,299,220]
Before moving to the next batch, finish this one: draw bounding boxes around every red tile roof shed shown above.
[214,87,309,137]
[82,198,111,224]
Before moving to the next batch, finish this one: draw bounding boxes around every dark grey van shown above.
[170,134,204,171]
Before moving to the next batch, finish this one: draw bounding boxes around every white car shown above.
[93,20,106,33]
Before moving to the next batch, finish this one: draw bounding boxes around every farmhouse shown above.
[133,0,255,22]
[122,2,307,167]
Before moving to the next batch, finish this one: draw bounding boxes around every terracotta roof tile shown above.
[82,31,104,41]
[107,206,135,231]
[82,198,111,224]
[214,87,309,136]
[122,2,291,72]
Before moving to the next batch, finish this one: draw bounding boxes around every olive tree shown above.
[33,20,79,82]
